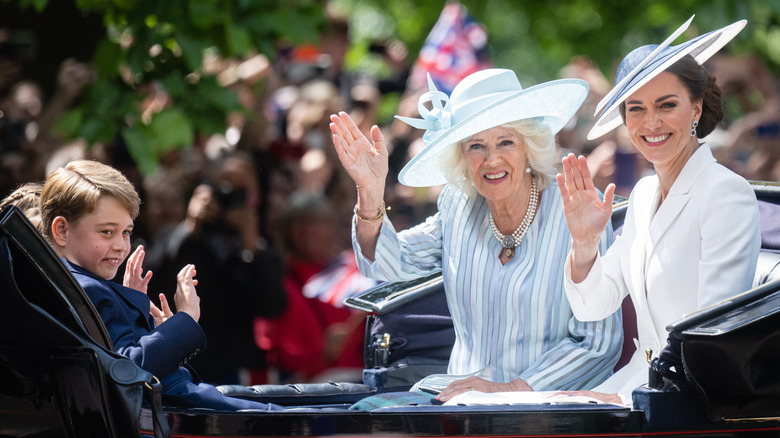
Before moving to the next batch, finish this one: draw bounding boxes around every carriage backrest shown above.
[0,206,113,349]
[0,206,164,438]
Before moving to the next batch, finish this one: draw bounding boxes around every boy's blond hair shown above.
[41,160,141,243]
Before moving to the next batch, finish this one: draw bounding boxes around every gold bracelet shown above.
[354,202,390,223]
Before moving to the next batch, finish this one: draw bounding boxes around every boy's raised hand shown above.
[124,245,153,293]
[174,264,201,323]
[125,245,174,326]
[150,293,173,326]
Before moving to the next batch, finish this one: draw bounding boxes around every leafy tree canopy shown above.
[5,0,325,174]
[5,0,780,172]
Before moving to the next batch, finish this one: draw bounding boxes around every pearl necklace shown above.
[489,178,538,260]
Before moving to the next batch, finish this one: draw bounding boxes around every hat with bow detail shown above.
[395,68,589,187]
[587,15,747,140]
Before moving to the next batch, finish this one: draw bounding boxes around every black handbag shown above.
[49,346,168,438]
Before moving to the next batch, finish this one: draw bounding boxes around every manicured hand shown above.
[556,153,615,246]
[329,111,388,194]
[124,245,152,294]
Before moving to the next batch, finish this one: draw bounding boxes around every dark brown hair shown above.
[619,54,723,138]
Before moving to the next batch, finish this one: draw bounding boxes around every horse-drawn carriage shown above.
[1,182,779,437]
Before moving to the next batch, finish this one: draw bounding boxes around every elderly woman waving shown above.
[330,69,622,402]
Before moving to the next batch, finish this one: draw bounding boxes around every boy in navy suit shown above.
[40,160,279,411]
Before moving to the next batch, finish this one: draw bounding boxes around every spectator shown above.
[145,151,287,385]
[255,191,372,383]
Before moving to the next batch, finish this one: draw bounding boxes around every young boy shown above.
[40,160,278,411]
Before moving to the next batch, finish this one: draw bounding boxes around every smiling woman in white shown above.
[557,16,761,406]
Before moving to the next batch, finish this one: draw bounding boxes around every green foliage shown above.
[28,0,325,174]
[3,0,49,12]
[336,0,779,84]
[19,0,780,174]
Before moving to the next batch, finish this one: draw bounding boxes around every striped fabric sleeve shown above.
[519,227,624,391]
[352,206,444,282]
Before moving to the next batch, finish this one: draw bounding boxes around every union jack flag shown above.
[408,2,492,95]
[301,251,380,308]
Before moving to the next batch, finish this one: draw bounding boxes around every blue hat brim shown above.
[587,19,746,141]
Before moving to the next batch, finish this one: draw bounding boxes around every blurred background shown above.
[2,0,779,386]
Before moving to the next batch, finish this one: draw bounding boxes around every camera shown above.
[212,181,247,210]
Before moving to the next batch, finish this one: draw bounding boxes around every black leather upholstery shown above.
[217,381,373,406]
[753,251,780,288]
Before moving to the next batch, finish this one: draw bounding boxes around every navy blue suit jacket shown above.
[67,260,278,411]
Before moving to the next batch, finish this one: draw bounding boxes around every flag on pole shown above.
[408,2,492,95]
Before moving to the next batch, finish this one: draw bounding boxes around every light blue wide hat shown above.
[588,15,747,140]
[395,68,589,187]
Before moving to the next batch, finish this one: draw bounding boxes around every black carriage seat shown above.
[753,187,780,286]
[0,206,167,438]
[223,183,780,403]
[0,206,373,411]
[217,381,374,406]
[218,278,453,401]
[753,250,780,287]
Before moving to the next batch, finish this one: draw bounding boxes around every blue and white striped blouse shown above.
[353,182,622,390]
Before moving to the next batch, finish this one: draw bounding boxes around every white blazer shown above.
[564,144,761,405]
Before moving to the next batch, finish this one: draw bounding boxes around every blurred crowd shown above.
[1,10,779,387]
[559,52,780,199]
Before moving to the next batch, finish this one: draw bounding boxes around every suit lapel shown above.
[627,144,716,356]
[111,282,155,330]
[68,261,155,330]
[647,144,714,253]
[648,192,691,246]
[628,177,658,347]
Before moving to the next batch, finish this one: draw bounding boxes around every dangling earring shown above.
[691,120,699,137]
[525,161,532,173]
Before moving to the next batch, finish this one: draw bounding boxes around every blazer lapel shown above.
[647,144,715,251]
[648,192,691,246]
[627,177,658,350]
[66,260,155,330]
[627,144,717,358]
[111,282,155,330]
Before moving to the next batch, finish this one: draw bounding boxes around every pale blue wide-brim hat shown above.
[395,68,589,187]
[587,15,747,140]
